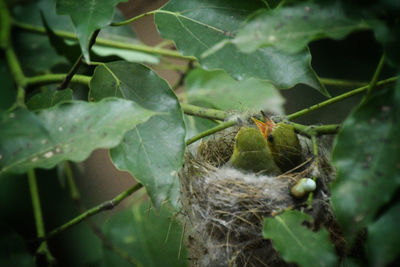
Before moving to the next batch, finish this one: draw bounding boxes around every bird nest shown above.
[179,122,339,266]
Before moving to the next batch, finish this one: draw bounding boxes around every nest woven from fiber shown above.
[179,122,337,267]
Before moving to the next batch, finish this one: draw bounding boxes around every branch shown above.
[364,53,386,101]
[291,123,341,137]
[44,183,143,239]
[56,30,100,90]
[25,74,91,87]
[27,169,55,264]
[186,120,237,146]
[63,162,142,266]
[12,20,195,60]
[319,78,367,88]
[180,103,229,121]
[5,45,27,107]
[287,76,398,120]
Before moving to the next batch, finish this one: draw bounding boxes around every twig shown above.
[180,103,229,121]
[63,162,142,266]
[291,123,341,137]
[185,120,237,146]
[12,20,195,60]
[44,183,143,239]
[25,74,91,87]
[287,76,398,120]
[319,78,367,88]
[363,53,386,101]
[56,30,100,90]
[28,169,55,264]
[5,45,27,107]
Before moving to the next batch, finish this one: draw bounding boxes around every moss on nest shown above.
[179,122,338,266]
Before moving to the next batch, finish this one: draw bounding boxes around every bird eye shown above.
[267,134,274,143]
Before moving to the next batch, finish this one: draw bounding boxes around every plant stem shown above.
[111,10,158,26]
[63,163,142,266]
[180,103,229,121]
[0,0,12,49]
[319,78,367,88]
[27,169,55,264]
[45,183,143,239]
[57,29,100,90]
[186,120,237,146]
[25,74,91,87]
[287,76,398,120]
[364,54,386,101]
[291,123,341,137]
[5,46,27,107]
[12,20,195,60]
[64,162,80,200]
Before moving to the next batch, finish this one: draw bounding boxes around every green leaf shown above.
[27,89,73,111]
[155,0,325,94]
[55,0,127,62]
[0,225,35,267]
[366,201,400,267]
[232,2,369,54]
[89,61,186,208]
[263,210,337,267]
[0,98,156,174]
[13,0,70,72]
[331,84,400,243]
[102,202,188,267]
[185,68,285,114]
[40,12,81,63]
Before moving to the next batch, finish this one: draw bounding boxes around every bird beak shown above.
[251,116,275,138]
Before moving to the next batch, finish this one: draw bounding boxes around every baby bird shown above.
[252,115,302,172]
[229,127,281,175]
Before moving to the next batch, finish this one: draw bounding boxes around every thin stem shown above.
[0,0,12,49]
[64,162,80,200]
[186,120,237,146]
[27,169,55,264]
[180,103,229,121]
[287,76,398,120]
[319,78,367,88]
[57,29,100,90]
[25,74,91,87]
[5,45,27,107]
[64,163,142,266]
[111,10,157,26]
[291,123,341,137]
[12,20,195,60]
[45,183,143,239]
[364,54,386,101]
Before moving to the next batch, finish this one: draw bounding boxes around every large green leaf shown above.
[26,88,73,110]
[154,0,326,95]
[331,84,400,243]
[263,210,337,267]
[185,68,285,114]
[102,202,188,267]
[89,61,186,208]
[55,0,127,62]
[366,201,400,267]
[231,2,369,54]
[0,98,156,174]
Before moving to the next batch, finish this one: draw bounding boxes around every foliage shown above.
[0,0,399,266]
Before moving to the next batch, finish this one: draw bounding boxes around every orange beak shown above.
[251,116,275,139]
